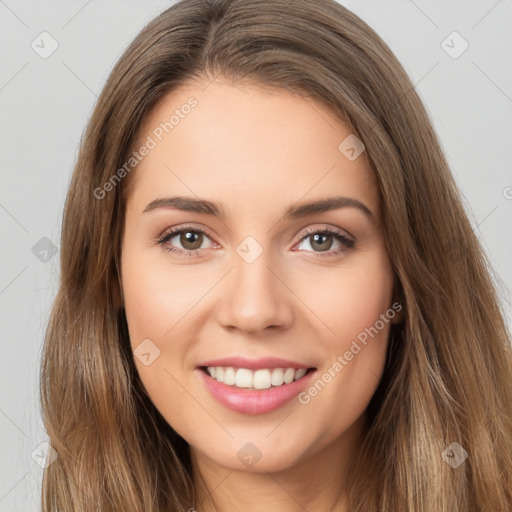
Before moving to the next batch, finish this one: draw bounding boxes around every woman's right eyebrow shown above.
[143,196,223,216]
[142,195,374,221]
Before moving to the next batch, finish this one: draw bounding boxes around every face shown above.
[121,77,398,473]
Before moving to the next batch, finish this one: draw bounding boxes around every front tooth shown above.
[283,368,295,384]
[212,367,305,388]
[235,368,253,388]
[271,368,284,386]
[294,368,307,380]
[253,369,272,389]
[216,367,225,383]
[224,367,236,385]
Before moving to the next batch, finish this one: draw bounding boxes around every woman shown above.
[40,0,512,510]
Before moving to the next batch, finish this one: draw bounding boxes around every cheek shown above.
[121,245,220,411]
[292,250,394,345]
[121,246,212,349]
[121,252,195,417]
[122,267,169,349]
[291,251,394,424]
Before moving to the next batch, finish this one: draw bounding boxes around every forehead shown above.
[126,78,379,218]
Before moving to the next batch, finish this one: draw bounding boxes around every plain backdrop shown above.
[1,1,511,510]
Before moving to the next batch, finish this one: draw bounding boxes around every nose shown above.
[216,247,294,335]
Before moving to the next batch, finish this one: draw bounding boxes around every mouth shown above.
[199,365,316,390]
[196,357,317,415]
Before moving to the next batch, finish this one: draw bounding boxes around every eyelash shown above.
[156,224,355,259]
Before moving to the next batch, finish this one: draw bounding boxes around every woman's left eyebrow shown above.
[284,196,374,221]
[143,195,374,221]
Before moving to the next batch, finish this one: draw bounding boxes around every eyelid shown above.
[157,223,353,243]
[292,224,355,256]
[294,224,354,244]
[157,223,217,243]
[156,223,355,257]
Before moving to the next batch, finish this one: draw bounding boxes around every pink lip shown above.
[196,367,317,416]
[197,356,312,370]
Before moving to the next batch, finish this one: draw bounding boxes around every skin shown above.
[121,77,399,512]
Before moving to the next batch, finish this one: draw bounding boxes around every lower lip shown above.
[197,368,316,415]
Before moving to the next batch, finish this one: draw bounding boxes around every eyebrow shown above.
[143,195,374,220]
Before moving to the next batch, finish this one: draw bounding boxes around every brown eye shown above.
[179,231,204,250]
[295,227,355,257]
[309,233,334,252]
[157,226,215,257]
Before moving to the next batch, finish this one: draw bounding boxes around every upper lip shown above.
[197,356,315,370]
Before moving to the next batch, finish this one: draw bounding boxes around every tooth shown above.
[235,368,253,388]
[209,366,308,388]
[253,369,272,389]
[271,368,284,386]
[283,368,295,384]
[294,368,307,380]
[224,367,236,385]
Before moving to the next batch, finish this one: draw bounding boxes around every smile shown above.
[203,366,310,389]
[196,357,317,415]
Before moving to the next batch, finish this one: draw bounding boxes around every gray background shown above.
[1,0,511,510]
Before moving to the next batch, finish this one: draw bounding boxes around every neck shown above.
[190,414,366,512]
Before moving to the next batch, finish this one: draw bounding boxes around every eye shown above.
[157,225,217,258]
[156,224,355,258]
[294,226,355,257]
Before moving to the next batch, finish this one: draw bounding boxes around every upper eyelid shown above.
[298,224,354,240]
[158,223,353,248]
[158,223,216,243]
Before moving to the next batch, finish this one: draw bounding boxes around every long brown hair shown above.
[40,0,512,510]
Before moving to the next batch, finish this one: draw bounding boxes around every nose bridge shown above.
[216,235,293,333]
